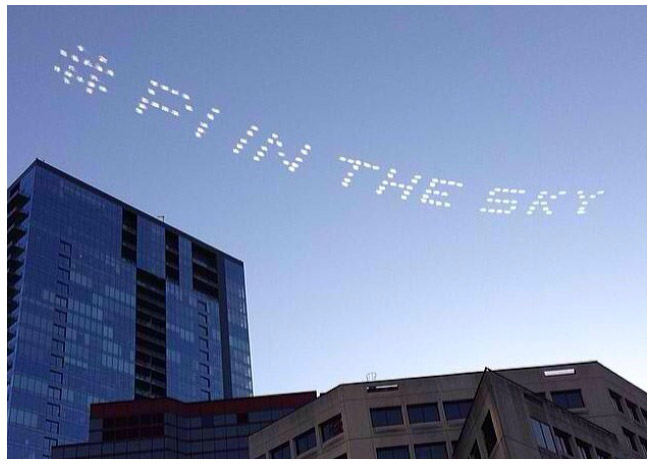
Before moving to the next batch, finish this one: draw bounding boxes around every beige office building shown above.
[250,361,646,459]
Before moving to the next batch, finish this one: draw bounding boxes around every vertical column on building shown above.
[165,231,180,282]
[134,268,167,398]
[123,208,168,398]
[191,243,225,398]
[45,239,70,457]
[121,209,137,262]
[197,300,211,400]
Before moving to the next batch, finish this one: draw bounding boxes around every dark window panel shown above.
[294,428,317,456]
[553,428,573,457]
[407,403,439,424]
[469,441,481,459]
[443,399,473,421]
[270,442,291,459]
[551,389,585,409]
[480,411,497,456]
[622,428,638,452]
[576,439,593,459]
[626,400,641,423]
[376,445,410,459]
[415,442,447,459]
[320,414,343,443]
[370,406,403,427]
[596,448,611,459]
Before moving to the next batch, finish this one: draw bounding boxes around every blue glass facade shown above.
[7,160,253,458]
[224,258,253,398]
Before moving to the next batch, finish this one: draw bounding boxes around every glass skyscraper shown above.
[7,160,253,458]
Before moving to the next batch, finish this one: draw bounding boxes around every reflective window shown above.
[56,281,69,295]
[49,370,63,384]
[53,324,66,338]
[46,420,59,434]
[48,386,62,400]
[57,267,70,281]
[59,241,72,255]
[530,417,556,453]
[47,403,61,417]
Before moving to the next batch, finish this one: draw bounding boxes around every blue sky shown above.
[8,6,646,391]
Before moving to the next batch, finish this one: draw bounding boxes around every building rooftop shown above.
[89,391,318,418]
[11,158,243,264]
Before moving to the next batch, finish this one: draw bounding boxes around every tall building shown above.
[51,392,317,459]
[7,160,253,458]
[249,361,646,459]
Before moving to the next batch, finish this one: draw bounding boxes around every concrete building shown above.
[249,361,646,459]
[51,392,316,459]
[453,369,624,458]
[8,160,253,458]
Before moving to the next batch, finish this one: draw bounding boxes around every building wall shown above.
[249,362,646,459]
[250,372,483,459]
[223,257,253,398]
[453,371,624,459]
[7,161,253,458]
[498,362,647,458]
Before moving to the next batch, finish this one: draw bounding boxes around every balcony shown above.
[7,207,28,225]
[7,191,29,211]
[135,379,166,398]
[192,256,217,271]
[135,371,166,389]
[8,271,22,285]
[136,322,166,342]
[134,358,166,376]
[135,345,167,363]
[7,243,24,258]
[7,257,23,273]
[121,223,136,235]
[7,224,26,243]
[193,278,219,299]
[136,315,165,331]
[136,334,166,352]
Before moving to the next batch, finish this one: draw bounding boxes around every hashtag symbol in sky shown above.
[53,45,114,95]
